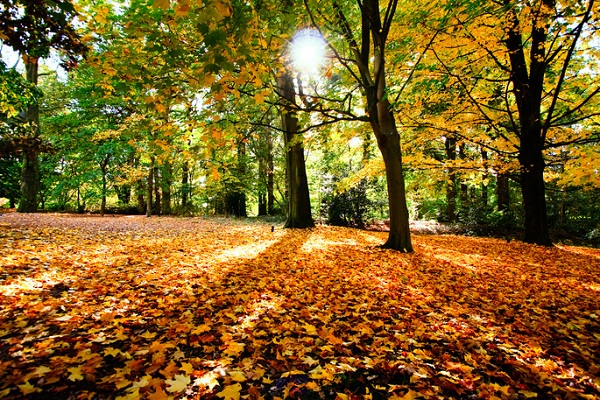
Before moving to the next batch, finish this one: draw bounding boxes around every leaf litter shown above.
[0,213,599,399]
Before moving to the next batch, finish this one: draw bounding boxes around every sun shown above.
[289,28,327,76]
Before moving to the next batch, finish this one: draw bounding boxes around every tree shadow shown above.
[1,220,599,399]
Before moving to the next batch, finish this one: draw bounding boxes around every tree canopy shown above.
[0,0,599,247]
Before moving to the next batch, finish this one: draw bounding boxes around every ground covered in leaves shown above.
[0,213,599,400]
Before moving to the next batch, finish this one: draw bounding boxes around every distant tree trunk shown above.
[258,193,267,216]
[181,160,190,208]
[146,158,154,217]
[100,154,110,217]
[267,133,275,216]
[161,162,172,215]
[278,72,314,228]
[481,148,488,207]
[153,165,161,216]
[496,173,509,212]
[18,58,40,213]
[458,144,469,216]
[136,181,146,214]
[444,136,457,222]
[257,159,267,216]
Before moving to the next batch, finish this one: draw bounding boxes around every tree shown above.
[1,0,87,212]
[408,0,600,245]
[277,71,315,228]
[297,0,414,251]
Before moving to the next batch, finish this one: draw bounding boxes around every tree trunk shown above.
[372,119,413,252]
[496,173,509,211]
[278,72,314,228]
[100,154,110,217]
[161,162,172,215]
[18,147,40,213]
[18,58,40,213]
[519,139,551,245]
[361,0,412,251]
[181,160,190,207]
[146,158,154,217]
[153,165,161,216]
[504,1,552,245]
[267,133,275,216]
[444,136,457,222]
[481,148,488,207]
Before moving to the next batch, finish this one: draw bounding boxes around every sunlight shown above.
[289,28,327,76]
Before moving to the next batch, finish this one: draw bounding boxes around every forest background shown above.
[1,0,600,250]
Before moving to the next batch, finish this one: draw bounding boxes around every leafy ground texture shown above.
[0,213,599,400]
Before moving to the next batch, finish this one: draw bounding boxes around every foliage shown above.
[0,214,599,399]
[0,0,87,62]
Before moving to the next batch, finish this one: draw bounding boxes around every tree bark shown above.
[146,157,154,217]
[278,72,314,228]
[17,58,40,213]
[100,154,110,217]
[267,132,275,216]
[153,165,161,216]
[444,136,457,222]
[496,173,509,212]
[181,160,190,208]
[161,162,172,215]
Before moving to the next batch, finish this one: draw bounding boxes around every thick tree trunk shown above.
[18,59,40,213]
[504,2,553,245]
[18,148,40,213]
[519,138,551,245]
[278,72,314,228]
[374,126,413,252]
[496,173,509,212]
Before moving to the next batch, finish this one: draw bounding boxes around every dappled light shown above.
[0,214,599,398]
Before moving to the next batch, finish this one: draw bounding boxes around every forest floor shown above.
[0,213,599,399]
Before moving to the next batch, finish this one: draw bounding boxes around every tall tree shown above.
[409,0,600,245]
[301,0,414,251]
[1,0,87,212]
[277,72,315,228]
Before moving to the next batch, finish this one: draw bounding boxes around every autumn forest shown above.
[1,0,600,398]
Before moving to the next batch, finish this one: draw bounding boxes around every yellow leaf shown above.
[216,383,242,400]
[18,381,41,395]
[153,0,170,9]
[141,331,157,339]
[175,3,190,16]
[155,103,167,114]
[180,362,194,375]
[223,341,245,357]
[67,367,84,381]
[192,324,211,334]
[303,323,318,335]
[165,374,191,393]
[254,92,264,105]
[520,391,538,398]
[32,365,52,377]
[214,0,231,17]
[229,370,246,382]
